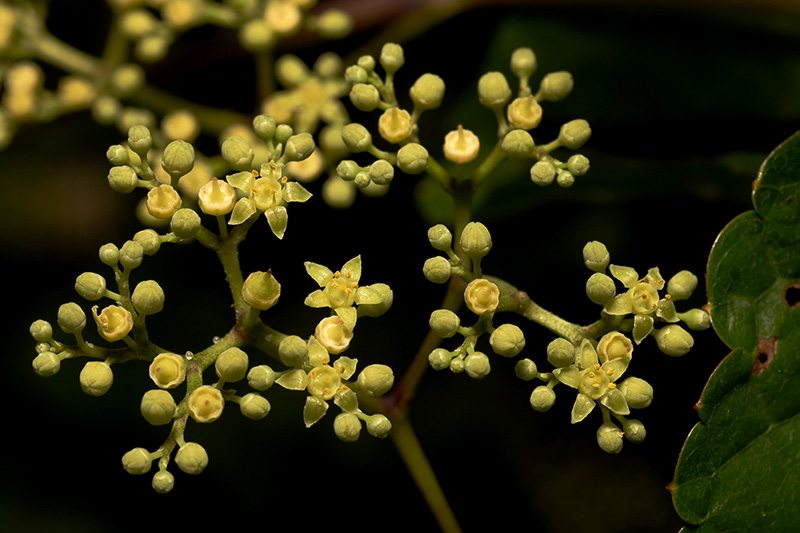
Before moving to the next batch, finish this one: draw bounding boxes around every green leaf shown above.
[671,132,800,531]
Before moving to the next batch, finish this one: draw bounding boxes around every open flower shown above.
[315,316,353,354]
[187,385,224,423]
[91,305,133,342]
[464,278,500,316]
[149,352,186,389]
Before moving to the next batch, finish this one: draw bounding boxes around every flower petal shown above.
[226,170,254,192]
[304,289,330,308]
[656,298,679,323]
[604,293,633,316]
[341,255,362,283]
[284,181,313,203]
[354,285,385,305]
[578,338,598,369]
[265,205,288,239]
[229,197,256,225]
[307,336,330,367]
[303,396,328,427]
[609,264,639,289]
[602,356,630,382]
[335,305,358,331]
[571,393,595,424]
[276,369,309,391]
[632,314,654,344]
[305,262,334,287]
[600,388,630,416]
[553,366,580,388]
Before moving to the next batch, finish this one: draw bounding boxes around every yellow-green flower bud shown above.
[357,364,394,397]
[99,243,120,266]
[379,43,404,73]
[597,422,624,454]
[667,270,698,301]
[597,331,633,363]
[530,386,556,412]
[275,54,308,87]
[369,159,394,185]
[239,392,270,420]
[427,224,452,251]
[679,308,711,331]
[558,119,592,149]
[378,107,413,144]
[366,414,392,438]
[538,71,574,102]
[57,302,86,334]
[583,241,610,272]
[170,208,201,239]
[507,96,542,130]
[132,280,164,315]
[247,364,276,390]
[429,309,460,338]
[120,240,144,269]
[133,229,160,256]
[92,305,133,342]
[240,19,275,51]
[619,377,653,409]
[423,256,452,284]
[119,10,157,38]
[341,123,372,153]
[501,129,535,159]
[357,54,376,71]
[198,178,236,216]
[586,272,616,306]
[221,135,254,171]
[152,470,175,494]
[546,338,575,368]
[110,64,144,97]
[32,351,61,377]
[175,442,208,475]
[149,352,186,389]
[490,323,526,357]
[336,160,361,181]
[75,272,107,301]
[215,347,249,382]
[128,125,152,155]
[146,185,182,219]
[122,447,152,475]
[253,114,277,141]
[622,418,646,443]
[134,32,170,63]
[80,361,114,396]
[465,351,491,379]
[161,139,195,178]
[478,71,512,109]
[345,65,368,84]
[409,73,445,110]
[515,358,538,380]
[334,413,362,442]
[397,143,429,174]
[510,47,537,79]
[530,160,556,186]
[464,278,500,316]
[357,283,393,318]
[315,316,353,354]
[242,270,281,311]
[459,221,492,259]
[556,169,575,188]
[428,348,453,371]
[278,335,308,367]
[313,8,354,39]
[567,154,590,175]
[285,133,315,162]
[140,389,177,425]
[349,83,380,112]
[30,320,53,343]
[449,357,465,373]
[188,384,224,423]
[444,125,480,164]
[107,165,138,193]
[655,324,694,356]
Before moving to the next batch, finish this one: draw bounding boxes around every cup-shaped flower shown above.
[315,316,353,354]
[149,352,186,389]
[464,278,500,316]
[507,96,542,130]
[188,385,224,423]
[251,174,283,212]
[378,107,413,144]
[146,184,182,219]
[92,305,133,342]
[596,331,633,363]
[242,270,281,311]
[308,365,342,401]
[443,125,480,164]
[198,177,236,216]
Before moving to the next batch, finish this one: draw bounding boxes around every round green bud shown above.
[428,348,453,371]
[336,160,361,181]
[140,389,177,425]
[357,54,376,71]
[242,270,281,311]
[133,229,161,256]
[314,8,354,39]
[119,240,144,269]
[679,308,711,331]
[357,364,394,397]
[215,347,249,382]
[91,95,120,125]
[32,351,61,377]
[538,71,574,102]
[586,272,616,306]
[278,335,307,367]
[619,377,653,409]
[379,43,404,73]
[275,54,308,87]
[106,145,131,166]
[285,133,315,162]
[119,9,157,38]
[253,114,277,141]
[514,358,538,380]
[122,447,152,475]
[75,272,107,301]
[79,361,114,396]
[530,386,556,412]
[161,139,195,177]
[247,364,276,390]
[57,302,86,334]
[132,280,164,315]
[333,413,362,442]
[429,309,460,338]
[530,160,556,186]
[409,73,445,110]
[152,470,175,494]
[274,124,294,145]
[465,351,491,379]
[448,357,465,373]
[128,125,152,154]
[622,419,646,443]
[341,123,372,153]
[349,83,381,112]
[357,283,394,318]
[30,319,53,343]
[240,392,271,420]
[556,169,575,188]
[655,324,694,356]
[99,243,120,266]
[567,154,590,176]
[353,171,370,188]
[423,256,452,284]
[510,47,537,79]
[668,270,698,301]
[345,65,368,84]
[110,63,144,97]
[134,32,170,63]
[221,135,254,171]
[396,143,429,175]
[369,159,394,186]
[478,71,512,109]
[170,208,201,239]
[583,241,610,272]
[427,224,452,251]
[501,129,535,160]
[559,119,592,149]
[175,442,208,475]
[546,338,575,368]
[366,414,392,439]
[597,422,624,454]
[459,221,492,259]
[239,19,274,51]
[107,165,138,194]
[490,324,526,357]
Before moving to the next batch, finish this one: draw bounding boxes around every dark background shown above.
[3,1,800,531]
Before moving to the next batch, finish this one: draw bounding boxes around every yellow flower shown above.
[91,305,133,342]
[187,385,224,423]
[464,278,499,315]
[148,352,186,389]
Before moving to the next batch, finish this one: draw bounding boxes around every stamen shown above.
[608,383,617,389]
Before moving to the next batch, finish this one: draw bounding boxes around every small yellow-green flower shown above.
[187,384,224,423]
[464,278,500,316]
[149,352,186,389]
[91,305,133,342]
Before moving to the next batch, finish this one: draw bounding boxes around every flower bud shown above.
[120,240,144,269]
[667,270,698,301]
[314,8,354,39]
[368,159,394,185]
[428,348,453,371]
[357,283,393,318]
[242,270,281,311]
[92,305,133,342]
[345,65,368,84]
[597,331,633,363]
[379,43,404,73]
[423,256,452,284]
[443,125,480,164]
[465,351,491,379]
[622,419,646,443]
[349,83,381,112]
[128,125,152,155]
[220,135,253,171]
[170,208,201,239]
[546,338,575,368]
[530,386,556,412]
[427,224,452,251]
[215,347,249,382]
[161,139,195,178]
[464,278,500,316]
[278,335,308,367]
[198,178,236,216]
[240,392,270,420]
[99,243,120,266]
[459,221,492,259]
[655,324,694,356]
[146,184,182,219]
[275,54,308,87]
[80,361,114,396]
[515,358,538,380]
[122,448,152,475]
[58,302,86,334]
[175,442,208,475]
[597,422,624,454]
[397,143,429,175]
[315,316,353,354]
[567,154,590,176]
[409,73,445,110]
[247,364,276,390]
[449,357,465,373]
[149,352,186,389]
[75,272,107,301]
[679,308,711,331]
[357,364,394,397]
[490,323,525,357]
[586,272,616,306]
[140,389,177,425]
[507,96,542,130]
[510,47,537,79]
[132,280,165,315]
[501,129,535,159]
[265,0,301,35]
[336,159,361,181]
[366,414,392,438]
[378,107,413,144]
[429,309,460,338]
[188,385,224,423]
[538,71,574,102]
[556,169,575,188]
[107,165,138,193]
[530,160,556,186]
[110,64,144,97]
[152,471,175,494]
[583,241,610,272]
[619,377,653,409]
[133,229,161,255]
[285,133,315,162]
[478,71,512,109]
[558,119,591,149]
[32,351,61,377]
[30,320,53,343]
[253,114,277,141]
[341,123,372,152]
[333,413,362,442]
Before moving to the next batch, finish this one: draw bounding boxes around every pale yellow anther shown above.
[281,176,288,184]
[594,363,601,370]
[310,369,317,378]
[593,383,600,389]
[334,271,340,278]
[607,368,615,375]
[345,288,352,294]
[252,169,259,177]
[608,383,617,389]
[331,282,338,288]
[270,162,277,170]
[340,385,348,391]
[345,272,352,278]
[588,371,595,378]
[350,282,357,288]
